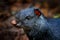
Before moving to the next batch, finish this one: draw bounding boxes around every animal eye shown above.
[25,16,30,20]
[34,9,41,16]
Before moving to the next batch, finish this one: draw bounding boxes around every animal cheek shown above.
[23,19,29,22]
[17,22,22,26]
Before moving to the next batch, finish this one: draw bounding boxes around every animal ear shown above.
[34,9,41,16]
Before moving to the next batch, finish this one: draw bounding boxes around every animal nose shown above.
[11,20,17,25]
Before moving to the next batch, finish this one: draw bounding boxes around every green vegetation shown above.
[53,13,60,18]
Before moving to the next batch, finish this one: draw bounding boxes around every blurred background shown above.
[0,0,60,40]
